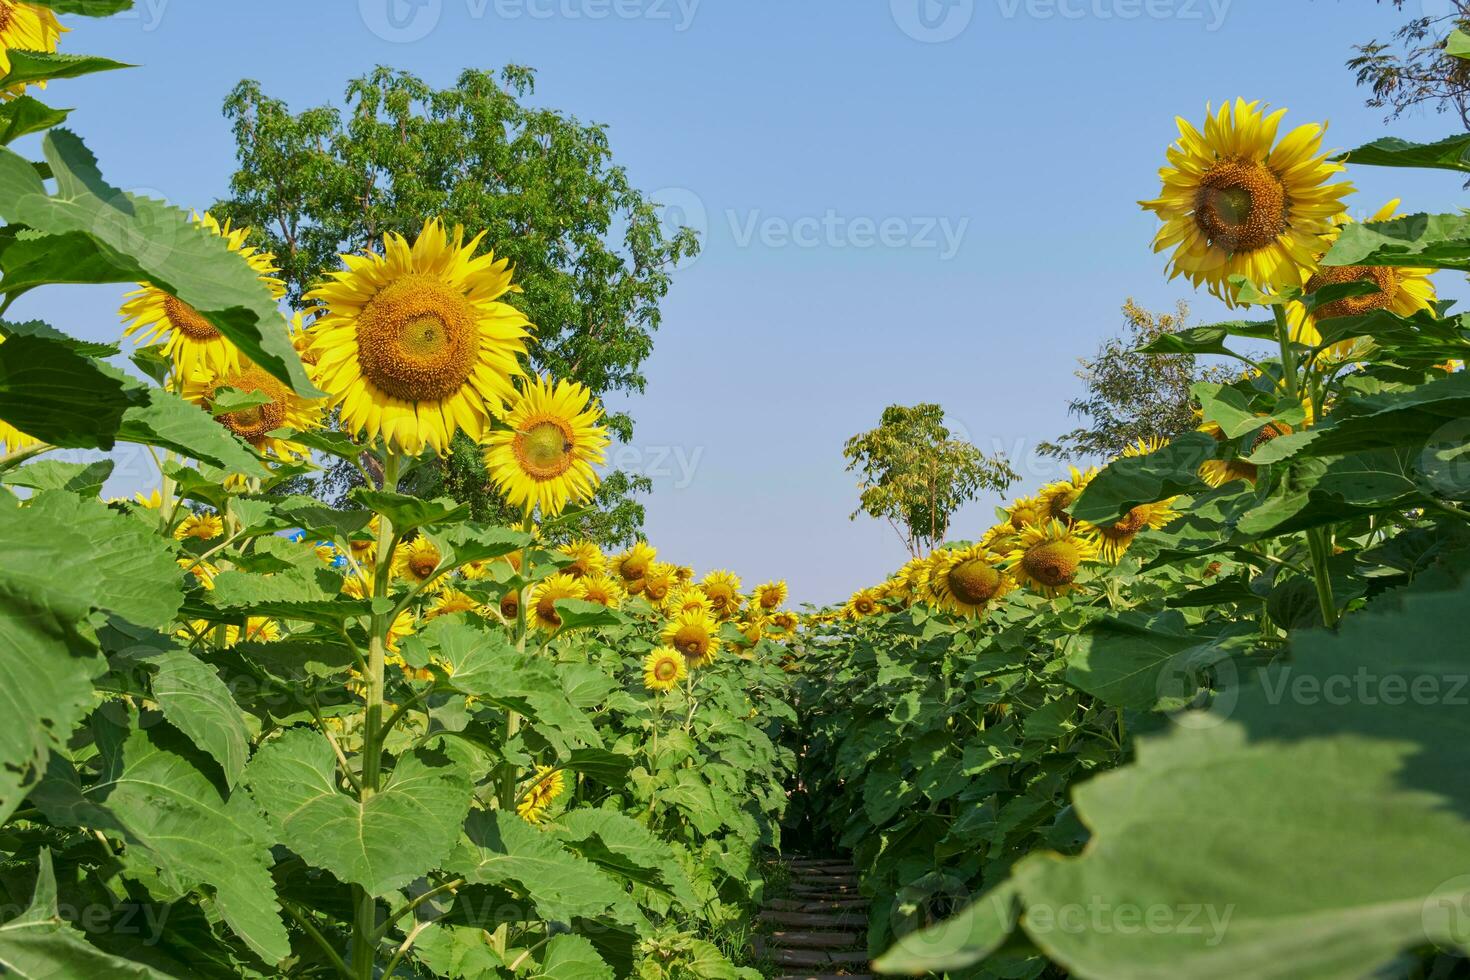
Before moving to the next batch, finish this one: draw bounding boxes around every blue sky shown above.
[21,0,1470,604]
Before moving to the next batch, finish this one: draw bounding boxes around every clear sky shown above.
[20,0,1470,605]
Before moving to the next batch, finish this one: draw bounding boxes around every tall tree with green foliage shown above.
[844,404,1017,557]
[214,65,700,545]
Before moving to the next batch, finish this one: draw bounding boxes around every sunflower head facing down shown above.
[640,562,679,605]
[556,539,605,579]
[751,581,788,613]
[929,544,1014,618]
[122,214,284,376]
[1008,520,1101,598]
[1095,499,1179,563]
[517,765,565,824]
[1287,199,1438,356]
[843,587,885,621]
[529,573,586,631]
[662,608,722,668]
[579,574,625,610]
[664,585,714,618]
[306,219,532,456]
[1006,495,1048,532]
[1140,99,1353,305]
[612,541,658,589]
[642,647,688,693]
[1039,467,1097,527]
[700,570,743,619]
[0,3,66,97]
[182,360,322,462]
[485,374,609,518]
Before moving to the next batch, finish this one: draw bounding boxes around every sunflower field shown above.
[6,4,1470,980]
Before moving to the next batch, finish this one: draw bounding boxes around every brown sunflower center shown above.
[1304,264,1400,320]
[948,559,1002,605]
[0,3,13,31]
[499,591,520,618]
[1194,160,1289,254]
[1109,507,1151,538]
[1250,421,1292,453]
[514,420,575,481]
[655,658,679,682]
[212,369,288,444]
[621,557,650,581]
[165,295,221,341]
[673,625,709,657]
[1022,541,1081,588]
[1048,492,1078,523]
[645,578,672,602]
[855,598,875,614]
[759,591,780,609]
[408,553,439,580]
[536,595,562,628]
[355,273,478,402]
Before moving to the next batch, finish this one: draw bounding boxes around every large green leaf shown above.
[32,724,290,966]
[2,458,113,496]
[117,387,264,474]
[1064,615,1206,711]
[1324,212,1470,273]
[26,1,135,17]
[0,130,317,396]
[1071,433,1215,525]
[554,809,699,908]
[349,490,469,535]
[874,881,1019,975]
[1339,134,1470,173]
[1237,449,1422,537]
[0,51,129,92]
[0,334,134,448]
[449,809,628,923]
[245,728,473,895]
[0,850,173,979]
[0,96,71,146]
[147,646,252,790]
[531,934,613,980]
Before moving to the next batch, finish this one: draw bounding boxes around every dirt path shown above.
[756,856,872,980]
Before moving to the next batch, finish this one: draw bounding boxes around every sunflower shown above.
[1038,467,1097,527]
[751,581,788,613]
[662,608,722,668]
[1006,495,1048,531]
[640,562,679,606]
[890,556,934,606]
[1286,199,1437,356]
[1007,520,1100,598]
[843,587,884,621]
[1122,435,1171,458]
[306,219,532,456]
[929,544,1014,618]
[0,3,65,98]
[612,541,658,591]
[177,617,281,647]
[517,766,565,824]
[182,360,322,462]
[700,570,743,620]
[174,512,224,541]
[392,536,449,592]
[674,565,695,584]
[736,617,766,648]
[425,588,483,620]
[386,609,416,653]
[580,574,625,610]
[528,573,585,631]
[664,585,714,618]
[122,214,284,376]
[1196,419,1291,488]
[497,587,521,622]
[346,516,380,567]
[341,571,370,599]
[1096,500,1179,563]
[556,539,605,579]
[179,557,218,591]
[771,610,800,633]
[642,648,688,693]
[1140,99,1353,304]
[484,374,609,517]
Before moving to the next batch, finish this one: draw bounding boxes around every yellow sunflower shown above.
[1095,500,1179,563]
[928,544,1014,618]
[517,765,565,824]
[700,570,743,620]
[497,587,521,623]
[425,588,483,620]
[1197,419,1292,488]
[174,512,224,541]
[122,214,284,376]
[751,581,788,613]
[392,537,449,593]
[662,608,722,668]
[1287,199,1438,357]
[891,556,934,606]
[1006,495,1048,531]
[580,574,625,610]
[843,587,885,621]
[556,539,605,579]
[640,562,679,606]
[771,610,800,632]
[736,617,766,648]
[1122,435,1171,458]
[1007,520,1100,598]
[528,573,585,631]
[179,557,218,591]
[306,219,532,456]
[177,617,281,647]
[1140,99,1353,304]
[664,585,714,618]
[182,360,322,462]
[612,541,658,590]
[386,609,416,653]
[642,647,688,693]
[1038,467,1097,527]
[0,3,65,98]
[484,374,609,517]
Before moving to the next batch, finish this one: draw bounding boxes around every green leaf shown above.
[147,646,252,790]
[532,934,614,980]
[28,0,136,16]
[1324,211,1470,273]
[1237,449,1422,537]
[2,316,118,357]
[450,809,629,922]
[32,724,290,966]
[551,598,626,634]
[117,387,264,474]
[1136,320,1272,357]
[1065,616,1203,711]
[206,386,272,416]
[1194,383,1265,439]
[0,51,130,91]
[560,748,635,786]
[426,522,531,568]
[2,458,112,496]
[554,808,699,908]
[1071,432,1215,525]
[0,130,317,396]
[874,881,1019,975]
[0,95,70,145]
[1340,134,1470,172]
[349,489,469,535]
[1451,28,1470,59]
[245,728,473,895]
[0,334,134,448]
[0,849,174,979]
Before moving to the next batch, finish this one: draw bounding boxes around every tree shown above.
[1349,1,1470,128]
[214,66,698,545]
[1039,299,1223,461]
[843,404,1017,558]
